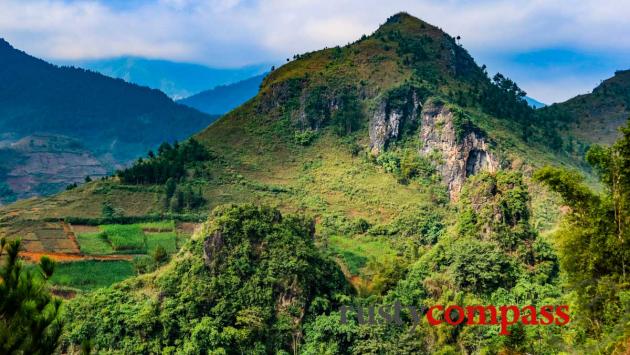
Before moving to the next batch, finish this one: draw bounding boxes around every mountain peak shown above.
[591,68,629,98]
[375,12,441,37]
[613,69,630,88]
[383,12,426,26]
[260,12,479,96]
[384,11,416,24]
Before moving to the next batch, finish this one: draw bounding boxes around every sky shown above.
[1,0,629,103]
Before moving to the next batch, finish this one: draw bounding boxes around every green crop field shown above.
[101,224,146,253]
[328,235,395,275]
[139,220,175,231]
[48,260,135,291]
[76,232,113,255]
[146,232,178,254]
[76,222,183,256]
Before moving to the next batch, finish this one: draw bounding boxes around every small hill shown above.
[66,56,269,99]
[62,205,350,353]
[178,74,266,115]
[0,39,218,201]
[540,69,630,145]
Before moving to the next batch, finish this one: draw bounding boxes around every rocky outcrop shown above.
[367,91,498,200]
[369,101,403,155]
[256,78,306,114]
[369,90,422,155]
[419,102,498,200]
[202,229,224,272]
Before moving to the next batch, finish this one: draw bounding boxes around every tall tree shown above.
[534,119,630,345]
[0,238,63,354]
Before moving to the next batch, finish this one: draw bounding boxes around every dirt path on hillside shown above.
[61,221,82,253]
[20,252,135,262]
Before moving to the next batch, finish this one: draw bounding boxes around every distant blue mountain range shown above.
[59,56,271,99]
[525,96,546,109]
[178,74,266,115]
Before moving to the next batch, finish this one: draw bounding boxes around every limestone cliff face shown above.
[369,91,422,155]
[419,102,498,200]
[367,93,498,200]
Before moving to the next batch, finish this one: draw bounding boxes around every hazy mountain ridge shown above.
[525,96,546,108]
[0,38,218,202]
[63,56,270,99]
[178,73,266,114]
[541,69,630,145]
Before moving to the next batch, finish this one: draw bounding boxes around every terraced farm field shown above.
[49,260,135,291]
[6,220,199,295]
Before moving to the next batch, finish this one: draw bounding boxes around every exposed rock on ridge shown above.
[369,91,422,155]
[367,91,499,200]
[419,102,498,200]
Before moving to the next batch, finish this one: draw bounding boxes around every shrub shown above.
[132,255,157,275]
[152,244,168,263]
[449,239,517,294]
[293,129,318,146]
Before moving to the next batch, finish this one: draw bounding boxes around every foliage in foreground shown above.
[62,205,351,354]
[534,119,630,353]
[0,238,63,354]
[302,171,563,354]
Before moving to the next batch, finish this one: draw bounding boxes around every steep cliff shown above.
[369,89,423,155]
[419,102,498,200]
[368,92,498,200]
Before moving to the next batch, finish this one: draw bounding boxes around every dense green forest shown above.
[52,122,629,354]
[0,38,213,156]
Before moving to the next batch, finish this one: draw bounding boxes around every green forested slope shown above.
[0,38,217,201]
[540,69,630,146]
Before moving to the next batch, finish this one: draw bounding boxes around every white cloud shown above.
[0,0,628,102]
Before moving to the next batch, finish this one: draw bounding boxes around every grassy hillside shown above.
[540,69,630,146]
[1,12,583,261]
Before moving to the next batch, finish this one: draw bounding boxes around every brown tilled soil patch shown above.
[52,288,77,299]
[61,221,81,253]
[177,222,200,234]
[71,225,100,234]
